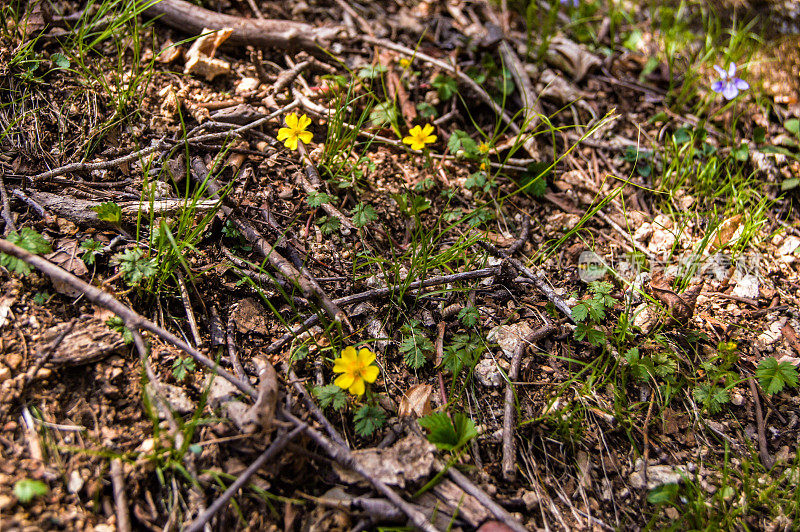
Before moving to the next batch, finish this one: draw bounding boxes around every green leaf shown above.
[418,412,477,451]
[369,101,397,126]
[672,128,692,145]
[317,215,341,235]
[313,384,348,411]
[416,102,438,119]
[647,483,679,505]
[447,130,478,158]
[400,336,432,368]
[432,74,458,101]
[51,52,70,69]
[785,118,800,137]
[351,203,377,228]
[111,248,157,287]
[106,316,133,344]
[357,64,387,80]
[1,228,52,275]
[781,178,800,192]
[693,384,729,414]
[14,479,48,503]
[291,345,309,362]
[354,404,386,437]
[172,356,196,382]
[571,303,589,322]
[307,191,332,208]
[442,332,483,376]
[464,171,487,191]
[32,291,51,305]
[732,143,749,162]
[80,238,104,265]
[458,306,479,328]
[589,281,613,296]
[757,356,799,395]
[92,201,122,224]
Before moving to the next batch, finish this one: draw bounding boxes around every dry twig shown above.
[502,322,555,481]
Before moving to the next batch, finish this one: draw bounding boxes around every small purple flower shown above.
[561,0,579,6]
[711,62,749,100]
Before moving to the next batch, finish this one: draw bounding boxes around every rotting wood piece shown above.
[143,0,344,54]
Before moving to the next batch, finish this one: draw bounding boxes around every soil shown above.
[1,0,800,530]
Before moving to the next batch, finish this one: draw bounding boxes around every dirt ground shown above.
[1,0,800,530]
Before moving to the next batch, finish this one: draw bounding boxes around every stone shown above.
[487,322,536,358]
[474,358,503,387]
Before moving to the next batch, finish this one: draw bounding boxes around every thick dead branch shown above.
[143,0,343,54]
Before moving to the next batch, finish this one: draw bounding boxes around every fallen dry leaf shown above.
[398,383,433,418]
[184,27,233,81]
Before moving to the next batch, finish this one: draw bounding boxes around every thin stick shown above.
[747,376,774,469]
[226,315,248,382]
[443,465,529,532]
[502,323,555,481]
[23,318,77,386]
[361,36,520,137]
[477,241,574,321]
[0,239,255,397]
[0,174,16,235]
[184,423,308,532]
[10,188,51,222]
[264,267,498,355]
[176,270,203,347]
[111,458,132,532]
[506,216,530,256]
[641,391,655,489]
[289,369,348,448]
[31,102,299,182]
[282,409,438,532]
[192,160,350,329]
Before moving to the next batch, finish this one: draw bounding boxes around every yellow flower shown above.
[277,112,313,151]
[402,124,437,151]
[478,142,490,154]
[333,346,380,396]
[398,58,412,69]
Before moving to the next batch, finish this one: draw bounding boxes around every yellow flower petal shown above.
[284,136,299,151]
[357,348,376,365]
[362,365,379,383]
[298,130,313,145]
[341,346,357,361]
[349,378,366,396]
[297,114,311,130]
[424,134,437,144]
[421,124,434,137]
[332,360,349,373]
[277,127,291,141]
[285,113,299,129]
[334,373,354,390]
[408,125,422,137]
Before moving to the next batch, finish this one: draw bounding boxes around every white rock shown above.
[235,77,261,94]
[487,322,536,358]
[68,470,84,494]
[756,317,787,351]
[732,273,759,300]
[474,358,504,387]
[778,236,800,257]
[629,460,687,490]
[633,221,653,243]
